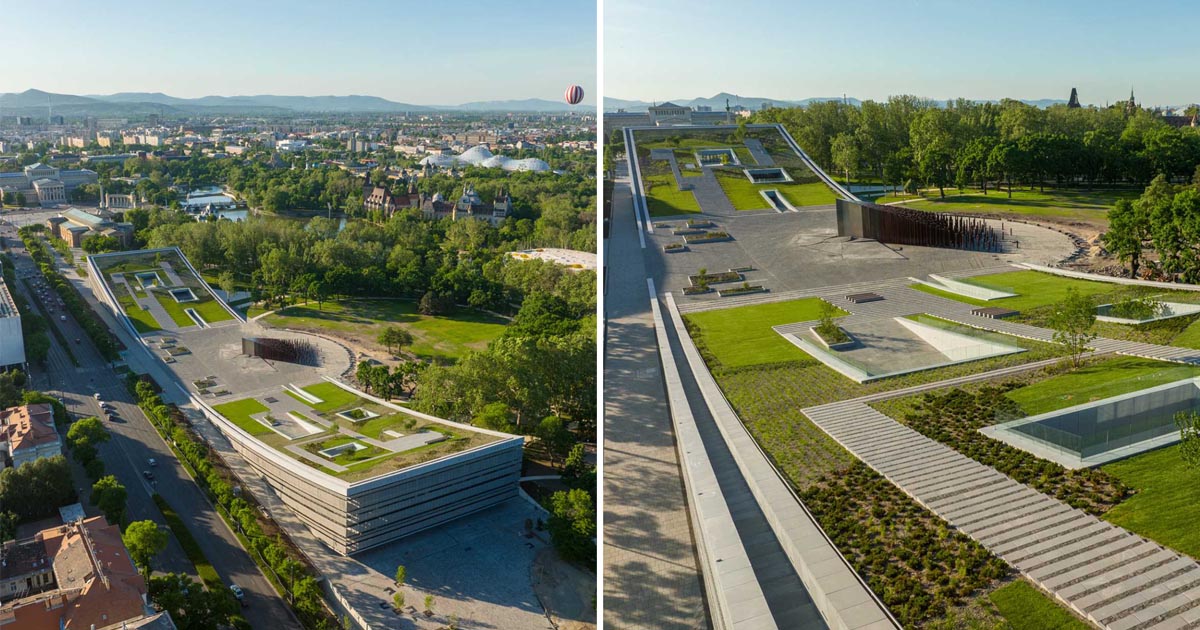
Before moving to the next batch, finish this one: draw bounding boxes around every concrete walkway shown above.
[803,396,1200,630]
[603,166,708,630]
[741,139,773,167]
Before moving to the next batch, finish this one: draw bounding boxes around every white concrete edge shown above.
[623,127,649,248]
[1016,262,1200,292]
[665,291,900,630]
[895,317,1027,362]
[647,278,774,630]
[924,273,1017,300]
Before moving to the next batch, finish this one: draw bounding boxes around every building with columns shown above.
[0,163,97,207]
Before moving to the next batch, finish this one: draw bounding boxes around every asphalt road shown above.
[1,221,300,630]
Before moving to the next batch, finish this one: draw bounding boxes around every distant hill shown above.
[449,98,586,112]
[0,89,593,117]
[606,92,1081,111]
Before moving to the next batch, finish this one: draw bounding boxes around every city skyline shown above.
[606,0,1200,107]
[1,0,595,106]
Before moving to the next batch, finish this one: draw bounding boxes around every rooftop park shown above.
[912,269,1200,347]
[682,297,1090,626]
[263,298,509,363]
[872,352,1200,569]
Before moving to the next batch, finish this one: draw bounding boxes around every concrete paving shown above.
[742,139,773,167]
[603,166,708,630]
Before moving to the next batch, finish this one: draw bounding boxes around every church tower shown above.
[1067,88,1081,109]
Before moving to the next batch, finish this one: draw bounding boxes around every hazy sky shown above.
[606,0,1198,106]
[2,0,596,105]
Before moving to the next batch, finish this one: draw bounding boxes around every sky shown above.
[606,0,1200,107]
[2,0,595,105]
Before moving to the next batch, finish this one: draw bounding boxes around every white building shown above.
[0,276,24,370]
[0,163,97,207]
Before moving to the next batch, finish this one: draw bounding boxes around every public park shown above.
[609,94,1200,629]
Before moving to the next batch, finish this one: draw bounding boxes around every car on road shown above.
[59,315,66,321]
[142,470,154,480]
[93,393,101,400]
[148,458,157,467]
[230,584,245,604]
[74,338,81,344]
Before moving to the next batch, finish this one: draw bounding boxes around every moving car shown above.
[230,584,245,604]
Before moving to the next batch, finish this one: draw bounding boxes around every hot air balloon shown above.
[564,84,584,105]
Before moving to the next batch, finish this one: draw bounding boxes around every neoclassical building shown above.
[0,163,98,207]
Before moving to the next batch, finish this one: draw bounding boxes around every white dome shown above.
[480,155,507,169]
[458,145,494,165]
[419,154,457,168]
[503,158,551,172]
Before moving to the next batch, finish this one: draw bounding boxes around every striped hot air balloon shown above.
[563,84,584,105]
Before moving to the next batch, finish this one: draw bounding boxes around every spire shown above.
[1067,88,1081,109]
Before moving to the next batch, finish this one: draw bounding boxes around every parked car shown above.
[142,470,154,480]
[230,584,245,604]
[148,458,157,467]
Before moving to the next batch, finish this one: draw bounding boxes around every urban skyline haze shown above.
[606,0,1200,107]
[2,0,595,106]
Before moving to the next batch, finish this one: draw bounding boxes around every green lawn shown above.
[188,297,235,323]
[304,436,385,466]
[1007,356,1200,415]
[988,580,1091,630]
[1171,319,1200,349]
[903,187,1139,221]
[212,398,273,436]
[1104,444,1200,560]
[353,413,420,439]
[151,289,197,327]
[288,381,361,413]
[643,172,702,216]
[264,299,508,362]
[714,171,838,210]
[113,286,161,333]
[683,298,844,369]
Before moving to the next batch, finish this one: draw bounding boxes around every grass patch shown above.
[713,170,837,210]
[1104,444,1200,561]
[303,436,385,466]
[683,298,843,368]
[212,398,273,436]
[287,381,362,413]
[353,413,420,439]
[643,172,701,216]
[904,187,1139,222]
[988,579,1091,630]
[1006,356,1200,415]
[153,494,222,588]
[264,299,507,362]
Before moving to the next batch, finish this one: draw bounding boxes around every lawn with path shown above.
[213,398,273,436]
[683,298,843,368]
[713,170,837,210]
[988,579,1091,630]
[263,299,508,362]
[902,187,1138,222]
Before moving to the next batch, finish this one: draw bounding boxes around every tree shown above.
[394,564,406,586]
[378,327,414,356]
[1104,199,1151,277]
[66,416,110,465]
[536,416,576,468]
[473,401,515,433]
[218,271,237,297]
[562,443,593,490]
[81,234,121,254]
[149,573,237,630]
[393,591,405,610]
[1177,411,1200,469]
[547,488,595,565]
[831,133,860,187]
[424,594,435,616]
[91,475,128,526]
[0,456,76,522]
[123,520,168,577]
[1048,288,1097,368]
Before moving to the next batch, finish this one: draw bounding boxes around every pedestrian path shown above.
[803,398,1200,630]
